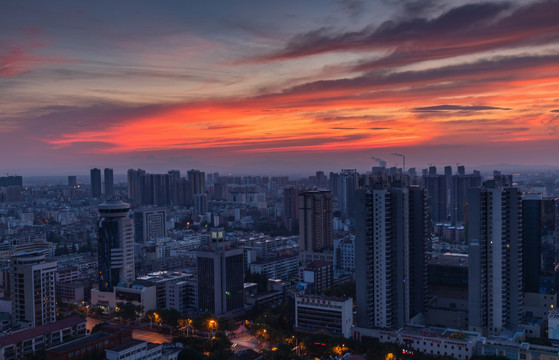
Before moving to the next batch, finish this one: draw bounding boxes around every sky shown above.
[2,0,559,176]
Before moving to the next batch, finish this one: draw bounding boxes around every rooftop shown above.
[400,325,479,342]
[428,253,468,268]
[0,315,85,346]
[106,339,146,353]
[306,259,332,268]
[296,294,352,303]
[47,332,113,353]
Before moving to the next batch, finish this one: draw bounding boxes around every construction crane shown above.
[371,156,386,168]
[392,153,406,171]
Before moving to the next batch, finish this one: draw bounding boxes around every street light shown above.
[208,319,217,338]
[292,336,300,356]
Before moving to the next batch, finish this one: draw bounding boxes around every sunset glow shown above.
[2,0,559,174]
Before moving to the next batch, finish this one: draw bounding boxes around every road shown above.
[86,317,172,344]
[132,329,173,343]
[230,332,260,353]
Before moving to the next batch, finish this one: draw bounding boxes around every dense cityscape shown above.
[3,0,559,359]
[0,165,558,360]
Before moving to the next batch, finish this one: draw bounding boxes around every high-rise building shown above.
[283,187,299,232]
[468,183,523,335]
[134,208,167,243]
[355,185,427,330]
[0,175,23,187]
[194,193,208,217]
[104,168,114,197]
[68,176,77,188]
[90,168,102,197]
[187,169,205,196]
[340,169,358,219]
[423,167,448,222]
[522,196,559,319]
[523,196,558,293]
[299,190,333,254]
[196,229,244,315]
[127,168,146,203]
[97,201,135,292]
[11,251,57,327]
[450,170,482,225]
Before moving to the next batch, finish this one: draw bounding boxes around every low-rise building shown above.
[91,283,156,313]
[46,325,133,360]
[295,295,353,338]
[0,315,86,360]
[352,325,480,360]
[249,255,298,281]
[105,339,161,360]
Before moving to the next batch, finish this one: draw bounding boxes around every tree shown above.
[160,308,181,328]
[323,280,356,298]
[178,318,193,335]
[178,347,206,360]
[115,302,143,325]
[262,341,303,360]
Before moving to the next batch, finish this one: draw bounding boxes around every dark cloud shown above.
[254,2,510,60]
[551,109,559,113]
[413,105,510,112]
[279,53,559,99]
[7,101,173,137]
[253,0,559,72]
[316,114,390,122]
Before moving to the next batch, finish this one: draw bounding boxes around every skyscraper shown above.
[340,169,358,219]
[90,168,102,197]
[450,170,482,224]
[127,168,146,203]
[423,167,448,222]
[97,201,135,292]
[68,176,77,187]
[283,187,299,232]
[104,168,114,197]
[299,190,333,254]
[187,169,205,196]
[468,183,523,335]
[355,185,427,330]
[522,196,559,318]
[196,229,244,315]
[11,251,57,327]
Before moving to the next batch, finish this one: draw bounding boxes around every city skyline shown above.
[2,0,559,175]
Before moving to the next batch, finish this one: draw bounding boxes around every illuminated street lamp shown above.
[292,336,300,356]
[208,319,217,338]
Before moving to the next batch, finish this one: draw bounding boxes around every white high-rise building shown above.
[11,251,57,327]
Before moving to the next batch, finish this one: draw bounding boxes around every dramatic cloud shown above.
[413,105,511,112]
[254,0,559,70]
[1,0,559,174]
